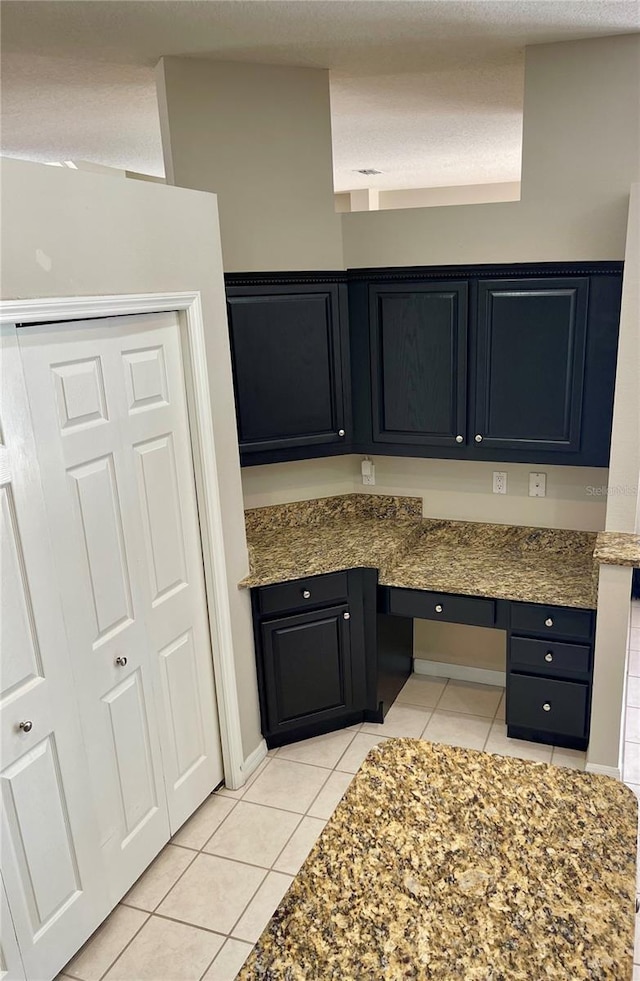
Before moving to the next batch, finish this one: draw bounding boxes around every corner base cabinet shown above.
[251,570,411,747]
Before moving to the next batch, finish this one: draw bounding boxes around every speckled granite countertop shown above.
[239,738,637,981]
[240,494,599,609]
[595,531,640,568]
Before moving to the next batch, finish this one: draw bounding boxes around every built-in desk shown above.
[241,494,604,751]
[379,586,595,750]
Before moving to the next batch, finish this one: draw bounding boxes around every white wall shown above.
[342,35,640,266]
[156,58,343,272]
[0,157,262,762]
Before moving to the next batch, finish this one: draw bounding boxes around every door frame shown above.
[0,290,246,790]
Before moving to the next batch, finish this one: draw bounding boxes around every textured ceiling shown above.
[1,1,638,188]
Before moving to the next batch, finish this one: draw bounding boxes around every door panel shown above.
[369,282,468,446]
[474,279,588,452]
[18,311,222,859]
[0,328,106,981]
[158,631,207,789]
[1,875,26,981]
[1,737,81,929]
[261,606,352,735]
[227,286,348,453]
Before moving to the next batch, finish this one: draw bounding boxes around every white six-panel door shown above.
[17,312,223,904]
[0,328,107,981]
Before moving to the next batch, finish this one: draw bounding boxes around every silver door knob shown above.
[115,655,128,666]
[302,590,311,599]
[542,702,551,712]
[18,720,33,733]
[545,652,553,662]
[435,604,443,613]
[343,612,350,620]
[338,429,345,437]
[455,435,464,443]
[475,434,483,443]
[545,618,553,627]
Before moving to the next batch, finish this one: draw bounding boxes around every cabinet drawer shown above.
[258,572,349,617]
[387,588,496,627]
[510,602,594,641]
[507,674,589,739]
[509,636,592,680]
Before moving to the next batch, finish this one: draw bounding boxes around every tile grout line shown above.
[91,910,152,981]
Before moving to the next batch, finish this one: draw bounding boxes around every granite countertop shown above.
[595,531,640,568]
[239,738,637,981]
[240,494,599,609]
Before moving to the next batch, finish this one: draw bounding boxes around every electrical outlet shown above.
[361,458,376,486]
[492,471,507,495]
[529,472,547,497]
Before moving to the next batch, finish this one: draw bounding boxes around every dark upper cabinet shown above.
[226,281,350,462]
[369,282,468,446]
[473,279,588,453]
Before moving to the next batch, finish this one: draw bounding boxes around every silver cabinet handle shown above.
[19,720,33,733]
[338,429,346,437]
[475,434,483,443]
[302,590,311,599]
[545,651,553,662]
[455,435,464,443]
[435,604,443,613]
[545,618,553,627]
[115,655,128,666]
[542,702,551,712]
[343,612,350,620]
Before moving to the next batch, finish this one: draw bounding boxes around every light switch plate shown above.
[529,472,547,497]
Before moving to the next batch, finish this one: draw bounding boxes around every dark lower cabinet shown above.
[260,605,353,737]
[251,569,412,747]
[506,601,595,750]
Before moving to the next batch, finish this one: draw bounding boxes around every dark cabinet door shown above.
[473,279,589,453]
[227,284,349,455]
[260,605,352,735]
[369,282,468,446]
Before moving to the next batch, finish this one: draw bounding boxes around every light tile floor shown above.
[61,616,640,981]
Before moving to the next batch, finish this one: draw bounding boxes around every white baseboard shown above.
[585,762,622,780]
[413,658,506,688]
[239,739,268,784]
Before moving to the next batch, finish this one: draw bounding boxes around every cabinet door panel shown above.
[228,287,347,453]
[261,607,352,734]
[370,283,467,446]
[474,279,588,452]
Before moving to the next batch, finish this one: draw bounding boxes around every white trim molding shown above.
[585,762,623,780]
[413,658,506,688]
[240,739,268,782]
[0,291,246,790]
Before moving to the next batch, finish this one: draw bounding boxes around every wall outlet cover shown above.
[529,472,547,497]
[492,471,507,494]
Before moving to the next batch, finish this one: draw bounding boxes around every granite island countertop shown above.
[240,494,599,609]
[239,738,637,981]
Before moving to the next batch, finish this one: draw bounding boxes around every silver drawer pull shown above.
[343,612,350,620]
[18,720,33,733]
[302,590,311,599]
[542,702,551,712]
[544,652,553,663]
[475,434,483,443]
[338,429,346,437]
[455,435,464,443]
[545,617,554,627]
[435,604,443,613]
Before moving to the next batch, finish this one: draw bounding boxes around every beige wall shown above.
[156,58,343,272]
[414,622,506,674]
[589,186,640,773]
[243,454,608,531]
[0,157,262,762]
[342,35,640,266]
[370,182,521,212]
